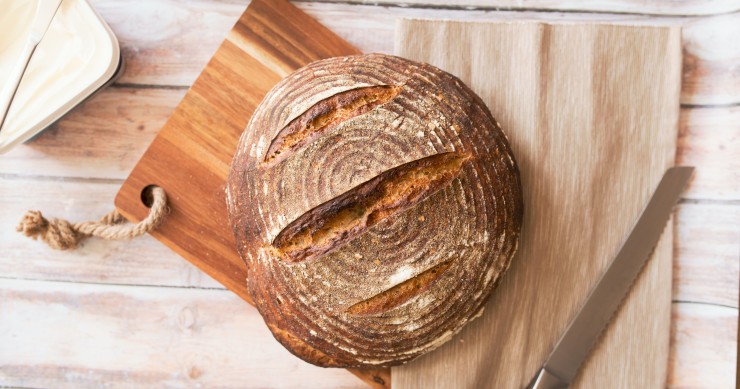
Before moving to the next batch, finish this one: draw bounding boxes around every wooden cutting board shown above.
[116,1,681,387]
[113,1,389,387]
[114,0,356,305]
[393,21,681,388]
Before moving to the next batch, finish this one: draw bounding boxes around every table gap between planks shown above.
[0,1,737,388]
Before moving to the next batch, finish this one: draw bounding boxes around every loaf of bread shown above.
[226,53,523,367]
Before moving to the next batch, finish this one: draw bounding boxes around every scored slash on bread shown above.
[272,152,471,263]
[346,260,454,315]
[227,53,523,367]
[264,85,402,167]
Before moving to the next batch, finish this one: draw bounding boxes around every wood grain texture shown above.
[0,278,734,389]
[0,1,729,182]
[277,5,740,106]
[2,100,735,202]
[1,278,733,389]
[668,302,738,388]
[0,1,736,388]
[679,13,740,106]
[677,105,740,201]
[115,0,359,304]
[0,177,223,290]
[3,3,736,183]
[5,179,735,310]
[314,0,740,16]
[0,277,363,389]
[394,20,681,388]
[83,1,740,106]
[673,203,740,308]
[90,0,236,87]
[112,1,393,387]
[0,87,184,180]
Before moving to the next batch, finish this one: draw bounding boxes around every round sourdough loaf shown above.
[226,53,523,367]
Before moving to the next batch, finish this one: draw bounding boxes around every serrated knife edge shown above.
[528,166,694,389]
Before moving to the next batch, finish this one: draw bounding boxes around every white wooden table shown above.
[1,1,738,388]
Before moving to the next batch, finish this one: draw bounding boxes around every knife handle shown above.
[527,368,568,389]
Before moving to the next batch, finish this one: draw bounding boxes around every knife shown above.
[528,166,694,389]
[0,0,64,132]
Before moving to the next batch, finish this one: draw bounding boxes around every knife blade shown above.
[0,0,64,132]
[528,166,694,389]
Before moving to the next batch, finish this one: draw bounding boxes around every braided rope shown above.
[16,187,168,250]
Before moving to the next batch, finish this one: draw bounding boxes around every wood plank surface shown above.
[673,203,740,308]
[115,0,359,304]
[0,1,736,388]
[91,0,236,87]
[0,87,183,180]
[83,1,740,106]
[677,105,740,201]
[2,102,735,201]
[0,177,223,290]
[306,5,739,106]
[0,277,734,389]
[3,102,735,201]
[0,277,364,389]
[5,179,736,310]
[111,1,392,387]
[315,0,740,16]
[394,20,681,388]
[669,302,738,388]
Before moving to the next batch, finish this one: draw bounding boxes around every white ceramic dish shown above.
[0,0,121,153]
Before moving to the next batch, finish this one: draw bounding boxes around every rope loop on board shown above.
[17,186,168,250]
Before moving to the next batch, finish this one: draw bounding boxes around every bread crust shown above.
[227,53,523,367]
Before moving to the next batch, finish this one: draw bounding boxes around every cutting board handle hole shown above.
[140,185,158,208]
